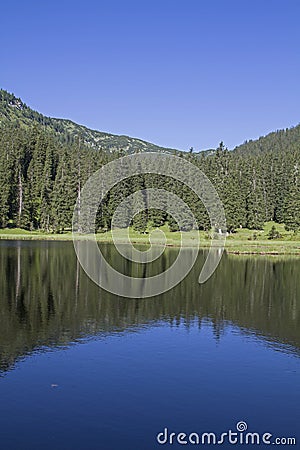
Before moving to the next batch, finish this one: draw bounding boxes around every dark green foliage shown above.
[234,125,300,156]
[268,225,282,239]
[0,89,299,232]
[0,89,180,155]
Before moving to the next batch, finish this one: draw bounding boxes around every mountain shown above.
[0,89,299,233]
[0,89,179,155]
[233,124,300,155]
[1,89,300,157]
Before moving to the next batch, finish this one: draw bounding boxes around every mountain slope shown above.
[233,124,300,155]
[1,88,300,157]
[0,89,299,233]
[0,89,179,154]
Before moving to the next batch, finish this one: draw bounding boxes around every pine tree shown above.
[284,158,300,232]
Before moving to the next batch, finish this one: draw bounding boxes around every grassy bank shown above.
[0,222,299,255]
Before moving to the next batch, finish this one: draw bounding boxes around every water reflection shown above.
[0,240,299,373]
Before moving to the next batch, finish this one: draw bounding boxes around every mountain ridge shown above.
[1,88,300,156]
[0,88,299,233]
[0,89,180,155]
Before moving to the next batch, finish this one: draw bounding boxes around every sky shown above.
[1,0,300,151]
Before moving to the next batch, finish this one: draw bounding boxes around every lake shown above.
[0,240,299,449]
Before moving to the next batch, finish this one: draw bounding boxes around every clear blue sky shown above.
[1,0,300,150]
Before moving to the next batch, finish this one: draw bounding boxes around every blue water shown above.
[0,242,299,449]
[0,321,299,449]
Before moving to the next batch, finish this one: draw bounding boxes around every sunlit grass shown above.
[0,222,299,255]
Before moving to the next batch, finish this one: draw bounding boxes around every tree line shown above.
[0,123,299,233]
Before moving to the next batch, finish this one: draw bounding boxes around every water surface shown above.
[0,241,299,449]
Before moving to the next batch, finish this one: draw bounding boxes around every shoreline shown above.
[0,229,299,256]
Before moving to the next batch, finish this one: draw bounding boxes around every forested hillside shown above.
[0,90,179,154]
[234,125,300,156]
[0,90,299,233]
